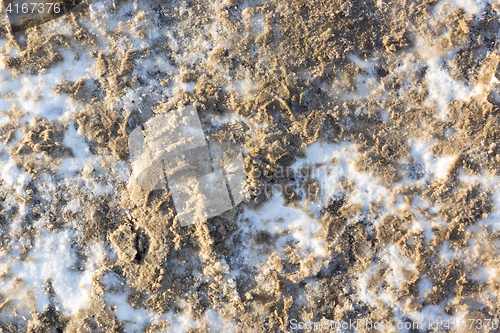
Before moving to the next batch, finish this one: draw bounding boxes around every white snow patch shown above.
[439,241,454,264]
[357,262,394,306]
[408,138,458,181]
[434,155,457,180]
[164,310,199,333]
[382,245,418,289]
[1,159,22,187]
[434,0,494,17]
[468,265,495,284]
[240,193,326,258]
[204,309,238,333]
[57,121,91,177]
[105,291,151,329]
[418,276,433,299]
[480,188,500,230]
[294,141,392,214]
[0,230,93,315]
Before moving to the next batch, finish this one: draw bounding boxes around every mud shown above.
[0,0,500,332]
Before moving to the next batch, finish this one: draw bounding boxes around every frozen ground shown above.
[0,0,500,332]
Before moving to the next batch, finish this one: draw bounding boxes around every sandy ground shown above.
[0,0,500,332]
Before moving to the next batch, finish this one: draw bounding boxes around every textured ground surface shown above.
[1,0,500,332]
